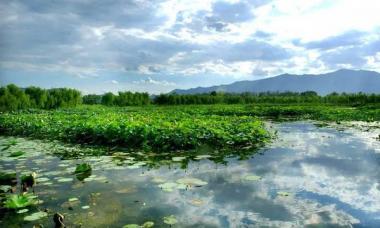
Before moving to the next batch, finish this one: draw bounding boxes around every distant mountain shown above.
[171,69,380,95]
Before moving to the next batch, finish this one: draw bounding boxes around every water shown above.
[1,122,379,227]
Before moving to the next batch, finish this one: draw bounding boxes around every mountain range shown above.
[171,69,380,95]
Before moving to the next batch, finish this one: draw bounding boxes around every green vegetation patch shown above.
[0,105,271,151]
[74,163,92,173]
[0,171,17,185]
[9,151,25,157]
[4,193,38,209]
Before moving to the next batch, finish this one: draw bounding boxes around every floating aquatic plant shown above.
[74,163,92,181]
[123,224,139,228]
[0,185,12,193]
[24,211,48,221]
[1,139,17,151]
[163,215,178,225]
[172,156,186,162]
[56,177,73,183]
[74,163,92,173]
[142,221,154,228]
[68,197,79,202]
[9,151,25,157]
[122,221,154,228]
[4,193,37,209]
[0,105,271,152]
[194,154,212,160]
[17,208,29,214]
[0,171,16,185]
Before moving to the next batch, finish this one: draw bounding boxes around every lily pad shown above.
[123,224,139,228]
[172,156,186,162]
[24,211,48,221]
[36,177,50,183]
[127,165,141,169]
[17,208,29,214]
[142,221,154,227]
[9,151,25,157]
[194,155,212,160]
[176,183,187,190]
[68,197,79,202]
[0,185,12,193]
[57,177,73,183]
[244,175,262,181]
[163,215,178,225]
[0,171,16,184]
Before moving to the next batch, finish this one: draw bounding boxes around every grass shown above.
[0,104,378,152]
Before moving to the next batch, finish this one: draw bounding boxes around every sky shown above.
[0,0,380,94]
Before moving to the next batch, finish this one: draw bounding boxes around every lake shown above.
[1,121,379,227]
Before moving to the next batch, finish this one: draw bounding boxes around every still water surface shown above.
[1,122,379,227]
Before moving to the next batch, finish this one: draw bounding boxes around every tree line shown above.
[0,84,82,111]
[153,91,380,106]
[1,84,380,111]
[83,91,150,106]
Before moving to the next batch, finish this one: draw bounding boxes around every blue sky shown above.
[1,0,380,94]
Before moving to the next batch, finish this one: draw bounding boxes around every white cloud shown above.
[133,77,176,86]
[1,0,380,92]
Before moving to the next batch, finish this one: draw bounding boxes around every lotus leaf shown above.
[9,151,25,157]
[24,211,48,221]
[74,163,92,173]
[163,215,178,225]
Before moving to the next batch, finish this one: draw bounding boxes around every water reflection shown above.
[0,122,379,227]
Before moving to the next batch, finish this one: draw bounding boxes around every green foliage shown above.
[153,91,380,106]
[0,84,82,111]
[0,104,378,153]
[9,151,25,157]
[0,171,16,184]
[45,88,82,109]
[0,105,271,151]
[163,215,178,225]
[74,163,92,173]
[101,92,116,106]
[4,193,37,209]
[21,173,36,187]
[1,84,379,111]
[0,84,30,111]
[100,91,150,106]
[83,94,102,105]
[25,87,48,108]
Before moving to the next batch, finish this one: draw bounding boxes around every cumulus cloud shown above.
[133,77,176,86]
[0,0,380,92]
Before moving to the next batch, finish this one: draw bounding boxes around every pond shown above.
[1,122,379,227]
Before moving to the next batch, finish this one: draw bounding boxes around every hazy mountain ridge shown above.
[171,69,380,95]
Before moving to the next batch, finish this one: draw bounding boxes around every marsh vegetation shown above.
[1,85,380,227]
